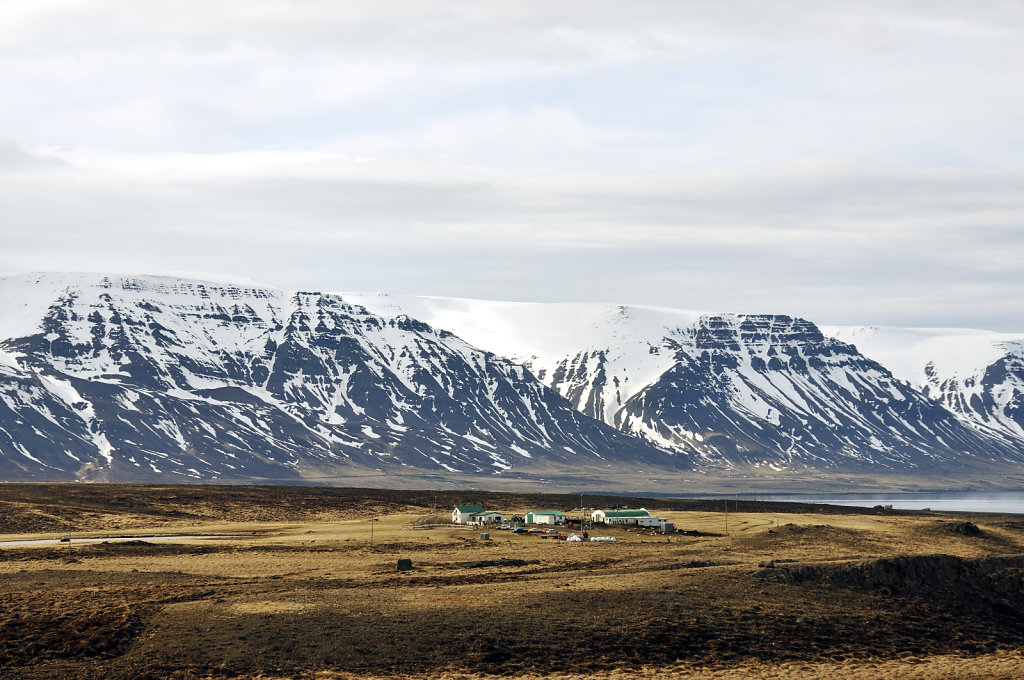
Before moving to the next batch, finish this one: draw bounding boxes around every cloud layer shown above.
[2,2,1022,329]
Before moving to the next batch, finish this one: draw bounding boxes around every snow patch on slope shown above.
[37,374,114,464]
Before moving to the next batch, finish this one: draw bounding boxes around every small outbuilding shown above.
[591,508,651,525]
[470,511,505,525]
[637,516,674,531]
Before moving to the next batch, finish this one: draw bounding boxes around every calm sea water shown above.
[717,492,1024,514]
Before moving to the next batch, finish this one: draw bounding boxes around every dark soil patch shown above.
[456,558,536,569]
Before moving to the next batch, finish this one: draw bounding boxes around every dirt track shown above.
[2,484,1024,679]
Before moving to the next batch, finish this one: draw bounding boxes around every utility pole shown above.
[580,491,586,539]
[724,500,729,535]
[370,518,378,547]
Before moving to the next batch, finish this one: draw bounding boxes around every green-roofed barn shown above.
[525,510,565,525]
[452,505,485,524]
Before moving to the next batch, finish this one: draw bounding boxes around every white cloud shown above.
[1,2,1022,330]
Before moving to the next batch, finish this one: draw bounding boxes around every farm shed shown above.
[525,510,565,525]
[591,509,651,525]
[637,516,674,531]
[470,511,505,525]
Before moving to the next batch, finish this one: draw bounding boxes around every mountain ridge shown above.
[346,292,1024,473]
[1,273,1022,489]
[0,273,670,483]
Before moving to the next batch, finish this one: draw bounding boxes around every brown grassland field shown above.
[2,483,1024,679]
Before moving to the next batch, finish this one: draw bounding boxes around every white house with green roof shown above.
[591,508,651,525]
[525,510,565,525]
[452,504,485,524]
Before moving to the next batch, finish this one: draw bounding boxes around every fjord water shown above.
[727,491,1024,514]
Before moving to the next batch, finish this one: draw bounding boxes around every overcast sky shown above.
[2,1,1022,330]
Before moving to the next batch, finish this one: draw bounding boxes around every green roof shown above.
[471,511,502,517]
[455,505,485,513]
[601,509,650,518]
[528,510,565,516]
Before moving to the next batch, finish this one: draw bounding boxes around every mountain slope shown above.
[0,274,668,482]
[3,276,1021,486]
[824,326,1024,447]
[348,294,1023,472]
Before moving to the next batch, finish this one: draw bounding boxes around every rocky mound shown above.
[762,553,1024,605]
[948,521,983,536]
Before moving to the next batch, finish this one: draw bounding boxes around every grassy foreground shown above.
[2,483,1023,679]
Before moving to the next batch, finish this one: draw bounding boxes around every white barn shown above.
[591,509,651,525]
[525,510,565,525]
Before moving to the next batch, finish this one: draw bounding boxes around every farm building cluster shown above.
[451,505,674,532]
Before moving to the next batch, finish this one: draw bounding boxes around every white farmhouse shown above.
[452,504,485,524]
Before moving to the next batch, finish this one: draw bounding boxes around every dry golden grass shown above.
[211,650,1024,679]
[236,650,1024,679]
[2,485,1024,679]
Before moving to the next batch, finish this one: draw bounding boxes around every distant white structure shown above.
[525,510,565,525]
[592,508,672,531]
[591,509,651,525]
[470,511,505,525]
[637,516,674,531]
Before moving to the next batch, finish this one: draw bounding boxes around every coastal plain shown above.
[2,484,1024,679]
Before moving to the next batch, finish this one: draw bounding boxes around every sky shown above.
[1,1,1022,330]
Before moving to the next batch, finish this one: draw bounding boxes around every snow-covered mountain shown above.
[346,294,1024,473]
[824,326,1024,447]
[0,274,665,482]
[1,274,1021,486]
